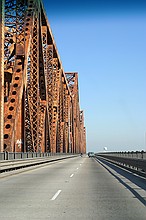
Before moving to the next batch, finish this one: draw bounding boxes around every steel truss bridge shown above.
[0,0,86,154]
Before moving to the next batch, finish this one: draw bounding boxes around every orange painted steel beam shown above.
[0,0,4,152]
[0,0,86,154]
[80,111,86,154]
[65,72,86,154]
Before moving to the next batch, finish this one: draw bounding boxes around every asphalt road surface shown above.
[0,156,146,220]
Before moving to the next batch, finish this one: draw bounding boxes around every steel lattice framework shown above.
[0,0,86,154]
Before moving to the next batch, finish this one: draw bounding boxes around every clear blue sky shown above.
[43,0,146,152]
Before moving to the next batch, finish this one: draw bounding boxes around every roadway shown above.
[0,156,146,219]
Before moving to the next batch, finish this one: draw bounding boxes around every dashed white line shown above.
[51,190,62,201]
[70,174,74,178]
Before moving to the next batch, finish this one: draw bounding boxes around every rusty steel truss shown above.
[0,0,86,154]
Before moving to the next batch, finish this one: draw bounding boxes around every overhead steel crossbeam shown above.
[0,0,86,154]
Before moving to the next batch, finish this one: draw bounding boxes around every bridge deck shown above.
[0,156,145,219]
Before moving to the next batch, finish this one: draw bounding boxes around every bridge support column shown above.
[0,0,4,152]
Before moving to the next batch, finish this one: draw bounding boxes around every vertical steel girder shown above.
[80,111,86,154]
[4,0,26,151]
[28,7,40,152]
[0,0,4,152]
[65,72,86,153]
[0,0,86,153]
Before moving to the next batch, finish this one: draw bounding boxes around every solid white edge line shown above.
[70,174,74,178]
[51,190,62,201]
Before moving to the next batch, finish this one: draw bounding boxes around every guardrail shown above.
[96,151,146,159]
[0,152,75,160]
[0,153,79,173]
[95,151,146,177]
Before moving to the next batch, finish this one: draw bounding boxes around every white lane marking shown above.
[77,168,79,170]
[70,174,74,178]
[51,190,62,201]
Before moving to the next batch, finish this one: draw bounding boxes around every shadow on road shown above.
[95,157,146,206]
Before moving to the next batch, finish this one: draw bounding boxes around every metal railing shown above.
[95,151,146,177]
[0,152,75,160]
[97,151,146,159]
[0,153,79,173]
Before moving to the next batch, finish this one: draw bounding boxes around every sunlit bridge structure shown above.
[0,0,86,153]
